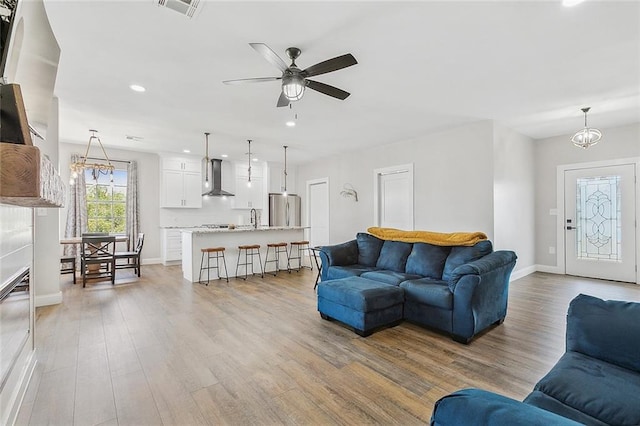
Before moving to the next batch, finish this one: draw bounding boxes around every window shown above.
[85,168,127,233]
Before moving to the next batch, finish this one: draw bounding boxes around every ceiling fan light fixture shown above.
[571,107,602,149]
[282,74,305,101]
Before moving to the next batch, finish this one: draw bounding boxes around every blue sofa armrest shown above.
[431,388,581,426]
[319,240,358,281]
[566,294,640,373]
[448,251,517,342]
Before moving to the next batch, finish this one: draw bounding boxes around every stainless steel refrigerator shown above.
[269,193,301,227]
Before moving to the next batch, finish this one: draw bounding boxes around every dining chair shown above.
[81,236,116,287]
[115,233,144,277]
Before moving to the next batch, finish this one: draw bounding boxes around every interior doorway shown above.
[374,164,414,230]
[564,163,637,283]
[306,178,329,247]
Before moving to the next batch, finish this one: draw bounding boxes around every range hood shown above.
[202,158,234,197]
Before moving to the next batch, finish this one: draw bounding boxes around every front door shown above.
[564,164,637,282]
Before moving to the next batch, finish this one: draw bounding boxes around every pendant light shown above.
[247,139,252,188]
[69,129,114,185]
[203,132,210,188]
[282,145,288,196]
[571,107,602,149]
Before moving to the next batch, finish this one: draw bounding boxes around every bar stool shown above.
[236,244,264,279]
[288,240,313,272]
[264,242,290,276]
[60,256,76,284]
[198,247,229,285]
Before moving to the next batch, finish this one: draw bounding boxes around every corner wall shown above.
[493,124,536,276]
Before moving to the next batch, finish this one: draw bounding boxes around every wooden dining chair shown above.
[115,233,144,277]
[81,236,116,287]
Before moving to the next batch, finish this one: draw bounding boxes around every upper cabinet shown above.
[160,156,202,208]
[268,163,296,194]
[233,161,265,209]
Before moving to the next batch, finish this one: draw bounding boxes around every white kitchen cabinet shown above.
[233,162,265,209]
[234,176,263,209]
[268,163,296,194]
[161,228,183,265]
[160,156,202,208]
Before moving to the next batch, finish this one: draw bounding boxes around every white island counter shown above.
[181,226,306,282]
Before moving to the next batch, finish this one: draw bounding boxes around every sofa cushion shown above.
[405,243,451,279]
[400,278,452,310]
[357,233,384,267]
[526,351,640,426]
[325,265,378,281]
[375,240,413,272]
[442,240,493,281]
[361,270,422,286]
[566,294,640,373]
[524,391,607,426]
[317,277,404,311]
[433,389,583,426]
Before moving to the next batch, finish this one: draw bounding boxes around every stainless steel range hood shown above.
[202,158,234,197]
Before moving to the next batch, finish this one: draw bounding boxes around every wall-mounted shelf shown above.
[0,143,65,207]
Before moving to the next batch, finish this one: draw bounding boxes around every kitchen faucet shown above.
[250,208,258,229]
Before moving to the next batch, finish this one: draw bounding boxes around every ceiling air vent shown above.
[157,0,199,18]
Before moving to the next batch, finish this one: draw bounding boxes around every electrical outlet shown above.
[549,246,556,254]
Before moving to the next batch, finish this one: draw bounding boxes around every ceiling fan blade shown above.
[301,54,357,78]
[277,92,290,108]
[306,80,351,100]
[222,77,281,85]
[250,43,288,73]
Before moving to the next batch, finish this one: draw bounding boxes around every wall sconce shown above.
[340,183,358,202]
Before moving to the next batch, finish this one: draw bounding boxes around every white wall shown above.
[493,124,536,274]
[0,206,35,426]
[534,123,640,267]
[32,97,62,307]
[58,143,162,262]
[296,121,496,244]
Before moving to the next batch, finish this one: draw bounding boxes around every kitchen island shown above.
[181,226,306,282]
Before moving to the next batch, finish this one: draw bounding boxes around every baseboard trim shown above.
[510,265,536,281]
[536,264,563,274]
[3,351,36,426]
[35,291,62,307]
[142,258,162,265]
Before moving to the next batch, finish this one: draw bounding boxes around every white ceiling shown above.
[43,0,640,165]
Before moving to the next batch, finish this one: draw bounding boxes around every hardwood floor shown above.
[16,266,640,425]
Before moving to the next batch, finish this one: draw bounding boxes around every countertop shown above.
[182,226,307,234]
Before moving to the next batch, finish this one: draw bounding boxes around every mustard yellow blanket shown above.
[367,227,488,247]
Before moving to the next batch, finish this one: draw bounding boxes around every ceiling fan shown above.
[223,43,358,107]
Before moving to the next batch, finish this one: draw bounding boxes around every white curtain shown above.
[64,154,87,258]
[126,161,139,250]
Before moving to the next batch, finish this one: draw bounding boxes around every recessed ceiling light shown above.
[286,121,296,127]
[221,154,228,158]
[562,0,585,6]
[183,149,191,153]
[252,158,258,162]
[129,84,146,92]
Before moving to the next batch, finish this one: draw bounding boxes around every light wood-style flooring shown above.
[15,265,640,425]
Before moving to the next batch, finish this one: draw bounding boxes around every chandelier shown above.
[571,107,602,149]
[69,129,114,185]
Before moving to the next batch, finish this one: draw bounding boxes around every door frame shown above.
[305,177,330,244]
[373,163,414,228]
[556,157,640,284]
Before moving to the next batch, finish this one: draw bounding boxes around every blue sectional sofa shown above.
[431,294,640,425]
[318,232,517,343]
